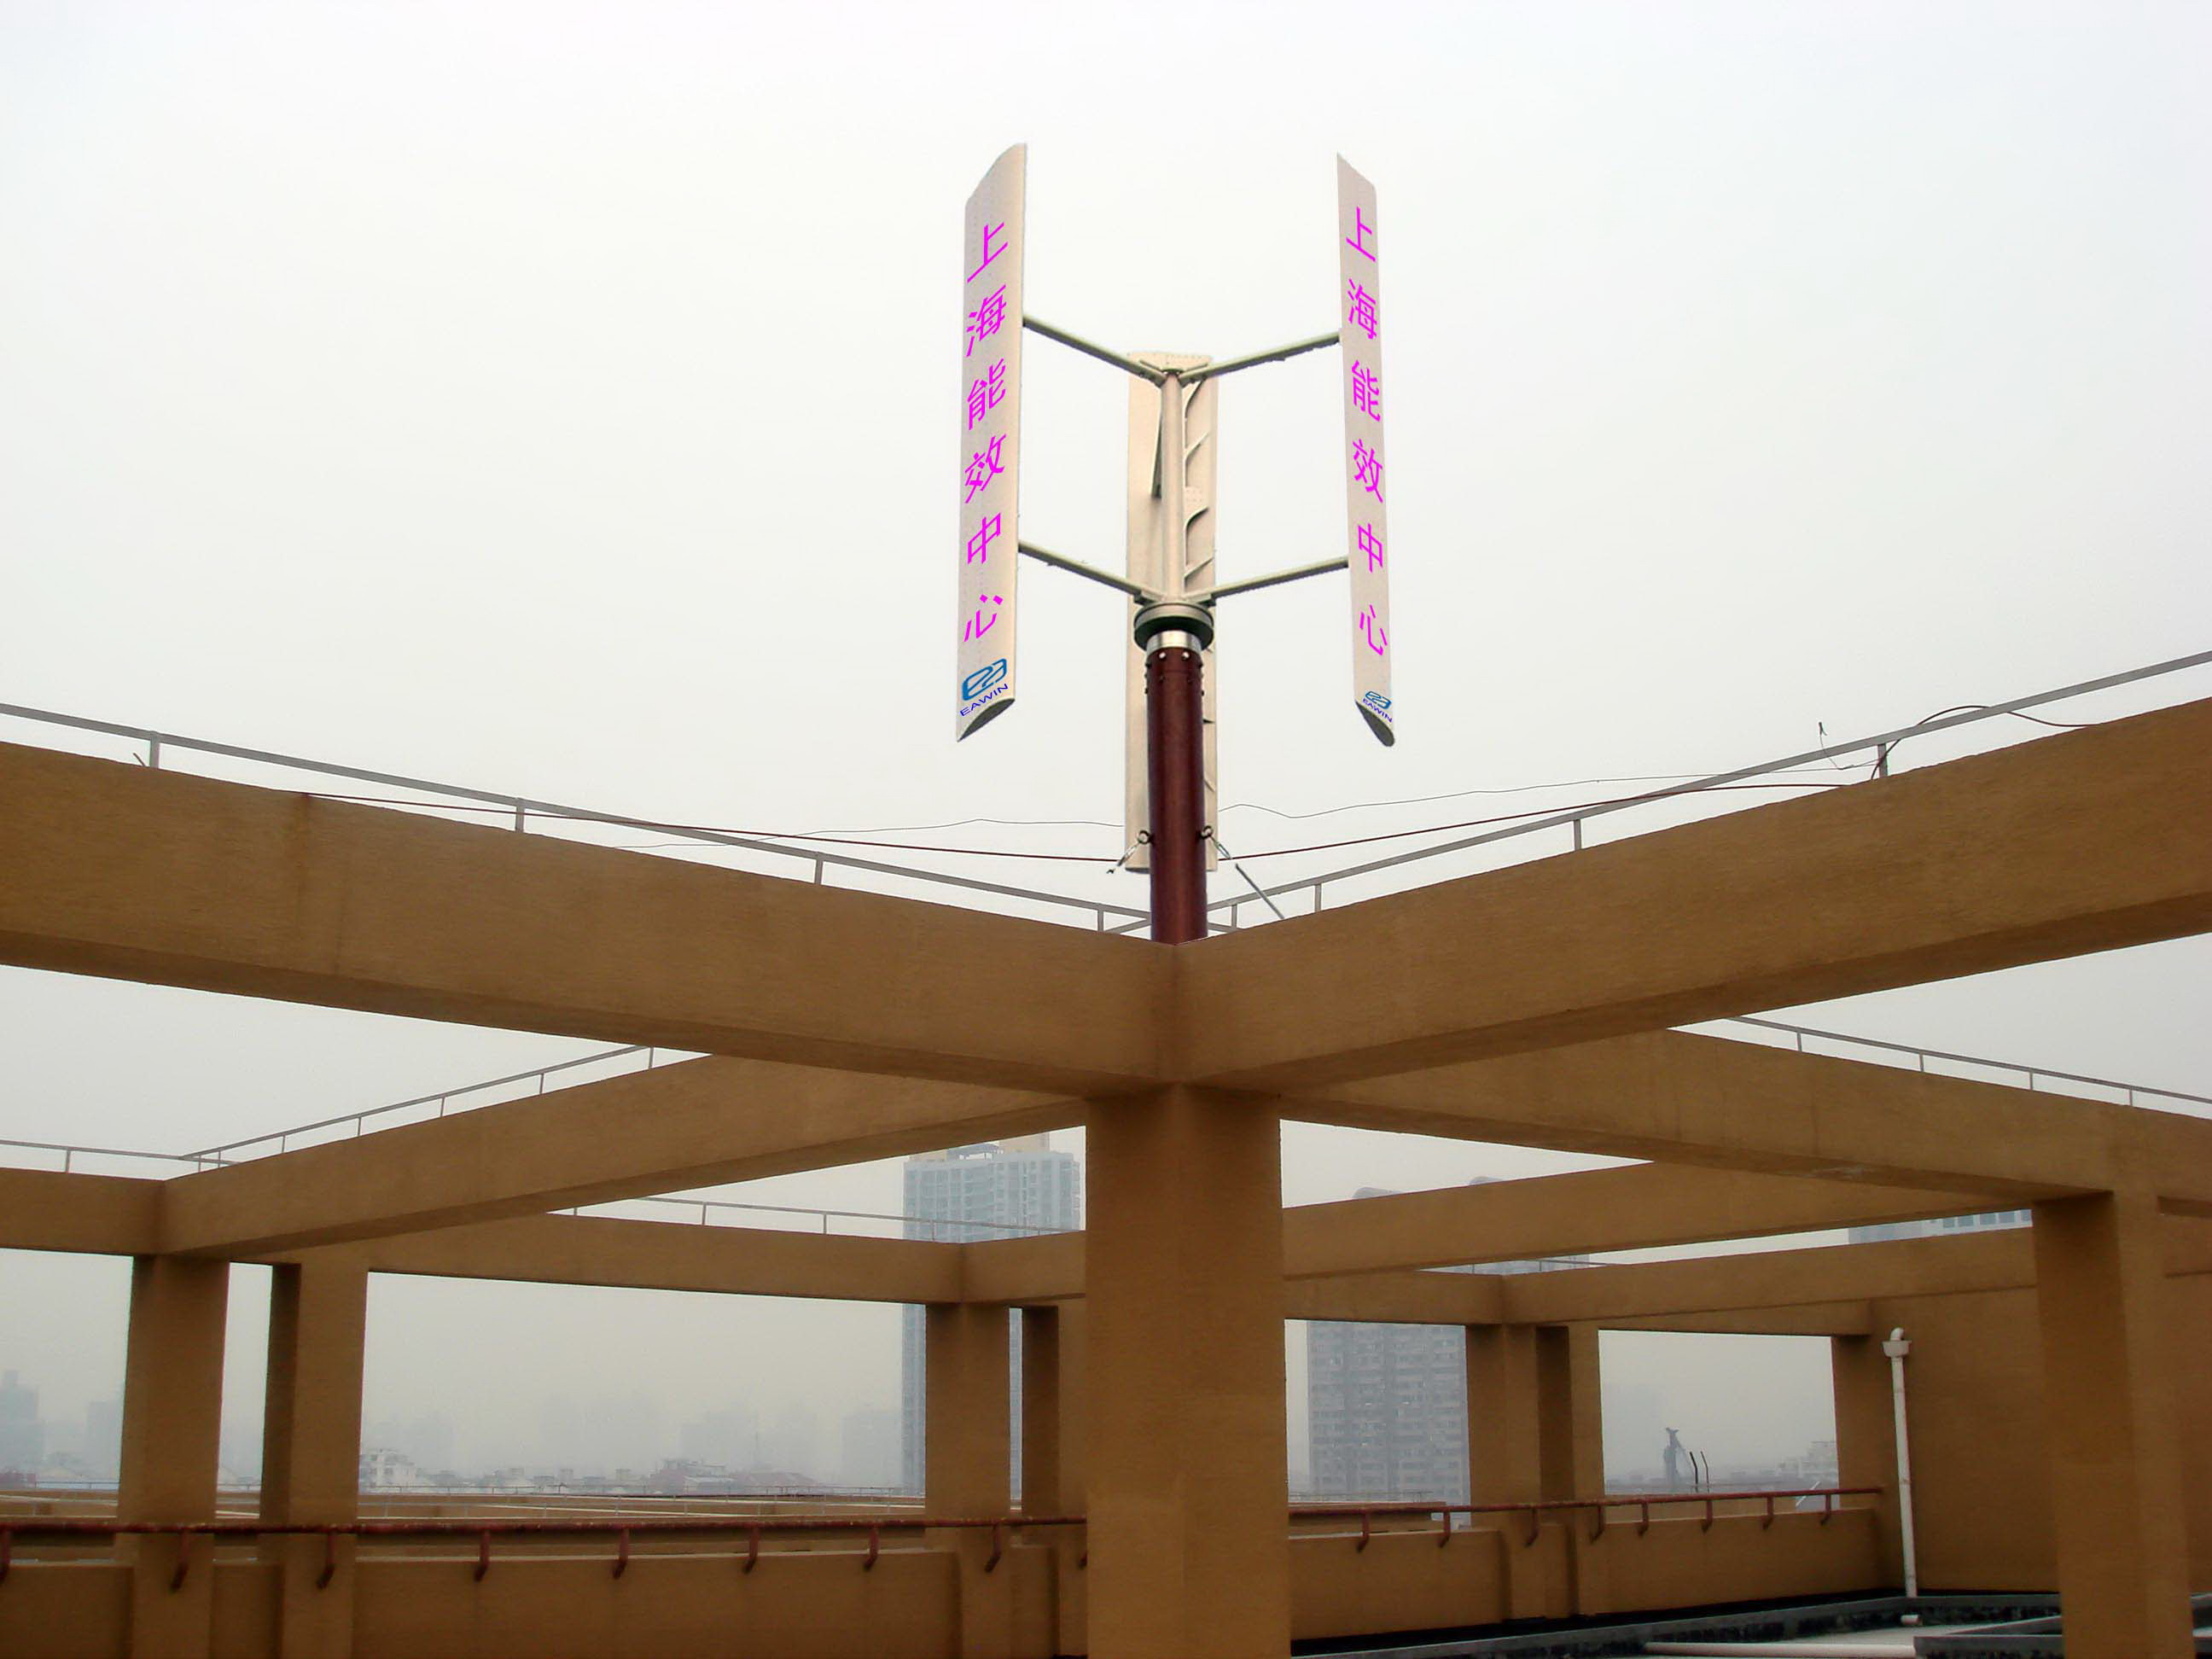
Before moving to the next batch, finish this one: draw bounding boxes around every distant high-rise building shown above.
[1848,1210,2030,1245]
[1304,1183,1589,1503]
[0,1371,44,1475]
[899,1137,1081,1494]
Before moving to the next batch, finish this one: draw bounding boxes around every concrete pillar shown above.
[1020,1302,1086,1516]
[259,1262,369,1659]
[1830,1332,1904,1586]
[2031,1190,2194,1658]
[1534,1324,1602,1500]
[117,1255,230,1659]
[1464,1324,1541,1505]
[926,1301,1014,1659]
[1468,1323,1553,1620]
[926,1301,1012,1516]
[1087,1086,1289,1659]
[1540,1324,1607,1618]
[1021,1302,1089,1657]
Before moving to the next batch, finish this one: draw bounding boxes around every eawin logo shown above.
[1362,690,1394,721]
[963,658,1009,701]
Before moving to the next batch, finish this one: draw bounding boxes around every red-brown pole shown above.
[1144,641,1208,944]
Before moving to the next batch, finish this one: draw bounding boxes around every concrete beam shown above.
[158,1057,1074,1254]
[0,1167,161,1254]
[960,1162,1997,1305]
[1178,700,2212,1089]
[0,741,1167,1094]
[1280,1162,1998,1278]
[1601,1302,1875,1336]
[1504,1220,2212,1326]
[961,1227,1085,1305]
[314,1212,966,1304]
[1282,1032,2212,1206]
[1284,1271,1502,1325]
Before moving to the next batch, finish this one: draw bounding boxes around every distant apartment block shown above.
[1304,1183,1589,1503]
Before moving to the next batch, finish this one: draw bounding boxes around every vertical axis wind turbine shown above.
[953,145,1397,941]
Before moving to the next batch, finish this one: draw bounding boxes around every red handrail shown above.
[0,1487,1876,1589]
[1289,1486,1880,1550]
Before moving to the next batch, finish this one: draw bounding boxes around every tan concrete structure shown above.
[114,1255,229,1659]
[0,701,2206,1657]
[1086,1087,1289,1659]
[257,1263,369,1659]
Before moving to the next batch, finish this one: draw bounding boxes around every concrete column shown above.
[926,1301,1012,1516]
[1830,1332,1904,1585]
[2031,1189,2193,1658]
[1534,1324,1602,1500]
[926,1301,1014,1659]
[1464,1324,1541,1505]
[259,1262,369,1659]
[1021,1302,1089,1658]
[1468,1324,1552,1620]
[1020,1302,1086,1516]
[117,1255,230,1659]
[1087,1086,1289,1659]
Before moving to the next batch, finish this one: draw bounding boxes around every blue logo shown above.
[962,658,1009,701]
[1362,690,1393,714]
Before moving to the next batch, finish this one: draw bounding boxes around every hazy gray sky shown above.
[3,1,2207,1485]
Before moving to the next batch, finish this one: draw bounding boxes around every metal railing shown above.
[0,1511,1080,1586]
[9,652,2206,958]
[560,1195,1064,1239]
[1717,1016,2212,1112]
[183,1045,668,1162]
[156,993,2212,1179]
[1295,1485,1881,1550]
[0,701,1149,933]
[4,647,2206,1185]
[7,992,2202,1193]
[0,1136,223,1175]
[0,1130,1068,1239]
[0,1486,1874,1587]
